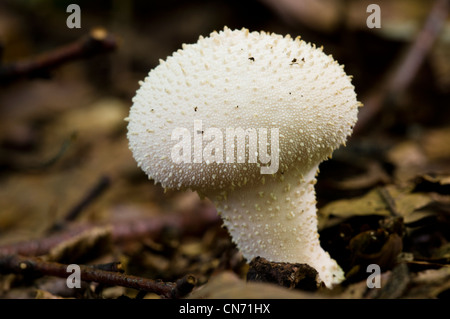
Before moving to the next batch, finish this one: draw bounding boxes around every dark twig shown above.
[49,175,111,232]
[172,274,198,298]
[32,133,77,170]
[0,204,220,257]
[247,257,319,291]
[0,28,118,84]
[0,226,90,257]
[377,187,401,217]
[88,261,124,273]
[354,0,450,134]
[0,255,195,298]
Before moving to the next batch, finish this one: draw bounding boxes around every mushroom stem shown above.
[212,164,344,288]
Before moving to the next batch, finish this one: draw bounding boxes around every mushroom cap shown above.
[127,27,360,193]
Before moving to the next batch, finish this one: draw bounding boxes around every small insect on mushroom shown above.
[127,27,362,288]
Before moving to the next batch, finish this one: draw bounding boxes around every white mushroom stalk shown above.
[126,27,362,288]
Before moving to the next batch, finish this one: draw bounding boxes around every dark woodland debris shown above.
[0,254,196,299]
[0,28,118,84]
[0,204,219,257]
[413,173,450,194]
[368,263,411,299]
[45,226,113,264]
[49,175,111,233]
[188,271,317,299]
[348,216,404,271]
[1,0,449,300]
[349,231,403,271]
[246,257,320,291]
[0,204,217,298]
[88,261,124,273]
[171,274,198,299]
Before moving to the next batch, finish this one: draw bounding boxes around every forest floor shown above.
[0,0,449,300]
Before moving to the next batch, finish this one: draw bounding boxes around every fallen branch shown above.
[0,255,196,298]
[49,175,111,232]
[0,28,118,83]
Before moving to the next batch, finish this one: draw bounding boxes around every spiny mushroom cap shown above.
[127,27,360,193]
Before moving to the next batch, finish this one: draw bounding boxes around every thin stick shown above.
[0,28,118,83]
[377,187,400,217]
[0,255,196,298]
[49,175,111,232]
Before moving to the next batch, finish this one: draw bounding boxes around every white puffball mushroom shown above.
[126,27,362,288]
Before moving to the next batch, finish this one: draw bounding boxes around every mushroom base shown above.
[212,165,345,288]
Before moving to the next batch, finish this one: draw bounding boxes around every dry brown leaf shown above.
[35,289,69,299]
[387,140,428,169]
[46,225,112,263]
[332,161,390,190]
[405,267,450,298]
[318,187,389,228]
[335,267,402,299]
[187,271,319,299]
[318,185,435,228]
[421,127,450,161]
[421,174,450,186]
